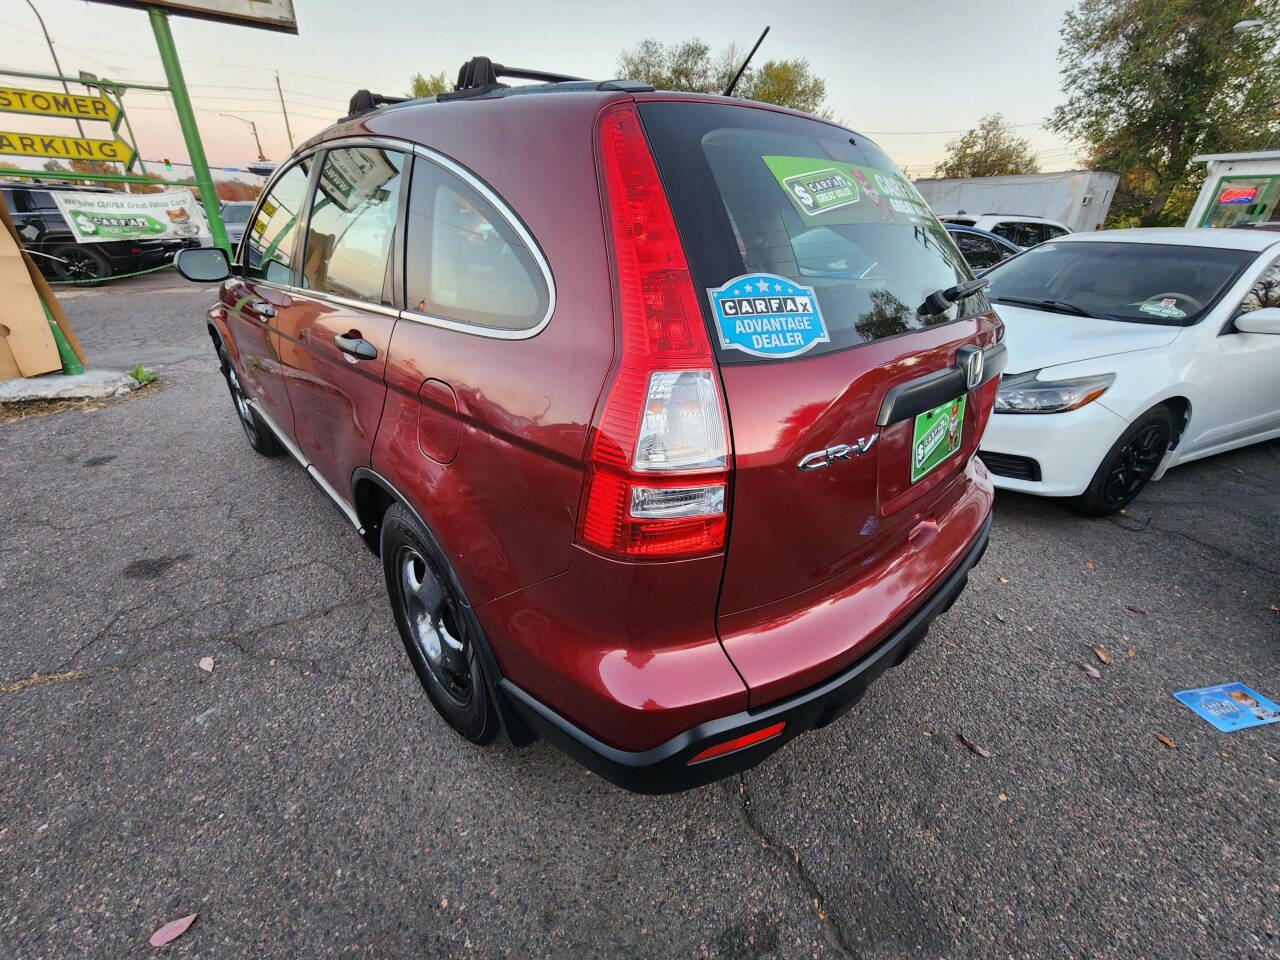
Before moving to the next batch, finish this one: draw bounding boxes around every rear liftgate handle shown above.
[334,330,378,360]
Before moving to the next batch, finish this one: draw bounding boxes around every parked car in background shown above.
[219,200,254,248]
[978,228,1280,514]
[174,68,1005,792]
[1,182,189,282]
[940,213,1071,249]
[945,223,1021,274]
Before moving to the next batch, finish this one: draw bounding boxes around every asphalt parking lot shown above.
[2,269,1277,959]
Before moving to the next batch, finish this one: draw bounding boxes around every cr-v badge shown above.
[797,435,879,471]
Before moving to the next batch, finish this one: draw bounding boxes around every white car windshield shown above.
[985,241,1254,325]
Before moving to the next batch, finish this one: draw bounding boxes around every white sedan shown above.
[976,228,1280,514]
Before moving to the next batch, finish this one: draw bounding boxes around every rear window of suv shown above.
[638,101,975,362]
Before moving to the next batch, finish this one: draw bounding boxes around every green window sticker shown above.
[911,395,966,483]
[762,155,935,225]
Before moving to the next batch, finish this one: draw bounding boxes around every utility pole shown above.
[148,8,230,256]
[220,113,268,162]
[275,72,294,150]
[24,0,86,141]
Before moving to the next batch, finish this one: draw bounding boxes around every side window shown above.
[301,147,405,304]
[955,233,1004,271]
[1045,225,1069,240]
[29,190,58,211]
[405,156,549,332]
[991,221,1018,245]
[245,159,311,284]
[1239,256,1280,314]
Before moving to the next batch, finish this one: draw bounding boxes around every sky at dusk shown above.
[1,0,1083,181]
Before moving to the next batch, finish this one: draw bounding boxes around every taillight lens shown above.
[577,103,731,560]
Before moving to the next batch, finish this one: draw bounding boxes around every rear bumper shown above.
[499,513,991,794]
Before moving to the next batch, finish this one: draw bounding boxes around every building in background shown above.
[913,170,1119,234]
[1187,150,1280,230]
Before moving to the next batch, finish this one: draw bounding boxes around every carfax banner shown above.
[50,189,209,244]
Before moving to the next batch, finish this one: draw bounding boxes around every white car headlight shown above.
[994,370,1115,414]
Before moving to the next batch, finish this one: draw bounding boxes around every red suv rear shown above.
[176,67,1004,792]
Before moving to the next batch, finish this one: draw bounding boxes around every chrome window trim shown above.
[278,283,402,320]
[245,135,556,340]
[400,142,556,340]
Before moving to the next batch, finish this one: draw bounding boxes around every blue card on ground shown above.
[1172,682,1280,732]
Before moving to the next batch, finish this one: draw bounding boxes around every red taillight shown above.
[687,722,786,764]
[577,103,730,560]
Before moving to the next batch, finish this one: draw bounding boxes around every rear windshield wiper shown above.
[992,295,1104,320]
[918,277,989,316]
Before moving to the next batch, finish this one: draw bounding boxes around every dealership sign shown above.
[49,189,209,243]
[89,0,297,33]
[0,86,120,124]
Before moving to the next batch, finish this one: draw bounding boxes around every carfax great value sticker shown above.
[707,273,830,359]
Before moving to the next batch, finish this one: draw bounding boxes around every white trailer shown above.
[912,170,1120,233]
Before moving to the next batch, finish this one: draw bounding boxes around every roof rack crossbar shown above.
[454,56,584,92]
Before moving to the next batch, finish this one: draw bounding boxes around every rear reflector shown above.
[687,721,786,764]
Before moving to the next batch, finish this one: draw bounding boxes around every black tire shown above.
[1072,404,1175,516]
[381,503,500,744]
[49,244,111,285]
[216,342,281,456]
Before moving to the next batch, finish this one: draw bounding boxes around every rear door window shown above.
[953,231,1005,271]
[245,159,311,284]
[301,147,405,305]
[637,102,974,362]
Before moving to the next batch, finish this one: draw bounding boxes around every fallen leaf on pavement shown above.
[1093,646,1111,666]
[995,612,1007,623]
[1082,662,1102,679]
[1126,648,1136,659]
[1085,559,1095,570]
[998,576,1009,584]
[1270,603,1278,615]
[1155,732,1175,750]
[198,657,214,673]
[957,734,990,758]
[149,913,196,947]
[1126,605,1147,615]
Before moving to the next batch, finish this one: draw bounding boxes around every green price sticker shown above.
[910,395,966,483]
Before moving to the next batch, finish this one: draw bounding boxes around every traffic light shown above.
[163,158,172,171]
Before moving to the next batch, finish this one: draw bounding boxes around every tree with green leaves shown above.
[934,114,1041,179]
[1049,0,1280,226]
[408,71,450,99]
[617,39,828,115]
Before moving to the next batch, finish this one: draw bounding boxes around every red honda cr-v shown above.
[176,62,1004,792]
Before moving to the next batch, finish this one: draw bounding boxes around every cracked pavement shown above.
[2,271,1277,958]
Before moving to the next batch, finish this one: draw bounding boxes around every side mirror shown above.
[1235,306,1280,335]
[175,246,231,283]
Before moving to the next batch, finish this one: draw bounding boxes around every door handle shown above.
[334,331,377,360]
[248,300,275,319]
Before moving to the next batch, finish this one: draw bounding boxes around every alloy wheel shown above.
[397,545,473,707]
[1102,421,1169,509]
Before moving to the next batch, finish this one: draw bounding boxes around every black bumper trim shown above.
[499,512,992,794]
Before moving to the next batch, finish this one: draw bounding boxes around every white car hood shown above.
[993,303,1181,374]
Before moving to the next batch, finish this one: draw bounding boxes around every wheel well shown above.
[353,476,396,556]
[1159,397,1191,449]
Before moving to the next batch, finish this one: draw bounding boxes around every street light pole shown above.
[24,0,87,139]
[219,113,268,163]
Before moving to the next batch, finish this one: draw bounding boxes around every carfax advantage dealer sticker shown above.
[707,273,830,359]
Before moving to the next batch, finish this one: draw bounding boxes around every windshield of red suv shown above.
[638,101,977,361]
[984,240,1255,326]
